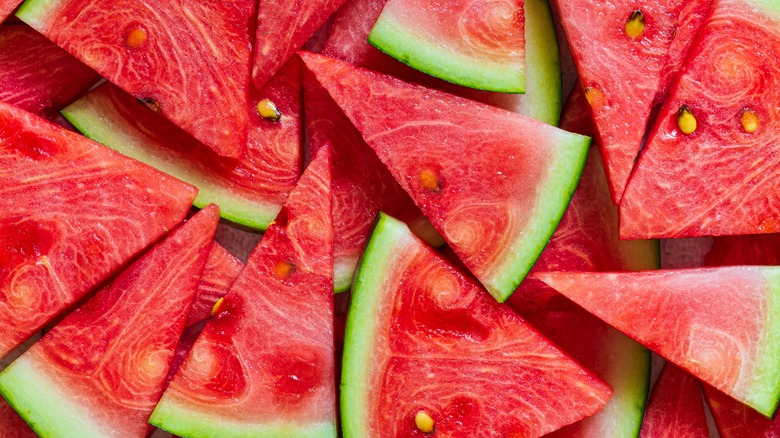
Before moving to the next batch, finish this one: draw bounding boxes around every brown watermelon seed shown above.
[625,10,646,38]
[414,411,434,433]
[257,99,282,122]
[125,26,148,48]
[741,109,759,133]
[211,297,225,318]
[138,97,161,113]
[419,169,441,192]
[275,261,296,279]
[677,105,697,135]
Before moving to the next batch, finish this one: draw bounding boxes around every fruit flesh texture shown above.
[639,364,709,438]
[621,0,780,239]
[0,0,20,22]
[343,213,612,437]
[150,148,337,437]
[0,398,35,438]
[185,242,242,327]
[301,51,589,302]
[0,24,99,118]
[17,0,254,158]
[0,205,219,438]
[536,267,780,417]
[555,0,682,203]
[0,101,196,360]
[703,383,780,438]
[705,233,780,267]
[368,0,526,93]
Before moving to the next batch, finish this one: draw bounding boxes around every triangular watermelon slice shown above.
[0,205,219,437]
[150,147,336,436]
[535,267,780,417]
[621,0,780,239]
[0,24,99,118]
[0,101,196,360]
[301,51,590,302]
[702,383,780,438]
[16,0,254,158]
[252,0,346,88]
[343,213,612,436]
[184,243,243,327]
[639,364,709,437]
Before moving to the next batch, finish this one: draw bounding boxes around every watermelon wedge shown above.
[301,51,590,302]
[621,0,780,239]
[535,267,780,417]
[368,0,526,93]
[252,0,345,88]
[185,243,242,327]
[0,101,196,359]
[702,383,780,438]
[0,0,21,22]
[343,213,612,437]
[0,24,99,118]
[62,58,303,230]
[150,147,336,437]
[0,397,35,438]
[0,205,219,437]
[639,364,709,437]
[16,0,254,158]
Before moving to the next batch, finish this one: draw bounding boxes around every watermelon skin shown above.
[17,0,254,158]
[535,267,780,417]
[0,24,99,118]
[252,0,346,89]
[639,364,709,438]
[151,148,337,437]
[62,59,303,230]
[0,205,219,437]
[185,243,242,327]
[621,0,780,239]
[702,383,780,438]
[344,213,612,437]
[302,51,589,302]
[0,101,196,360]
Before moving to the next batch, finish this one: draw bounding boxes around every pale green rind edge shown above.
[599,331,651,437]
[0,354,113,438]
[341,213,412,437]
[61,91,280,231]
[149,399,336,438]
[745,268,780,417]
[334,259,354,293]
[368,13,526,93]
[14,0,54,29]
[744,0,780,17]
[488,133,591,302]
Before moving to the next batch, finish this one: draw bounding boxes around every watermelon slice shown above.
[535,267,780,417]
[524,310,650,437]
[62,58,303,230]
[621,0,780,239]
[343,213,612,436]
[0,101,196,359]
[0,205,219,437]
[301,51,590,302]
[0,24,99,118]
[639,364,709,437]
[252,0,345,88]
[703,383,780,438]
[706,234,780,267]
[368,0,526,93]
[150,147,336,436]
[0,0,21,22]
[555,0,682,202]
[0,397,35,438]
[185,243,243,327]
[16,0,254,158]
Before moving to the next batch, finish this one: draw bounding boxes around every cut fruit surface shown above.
[703,383,780,438]
[343,213,612,437]
[301,51,589,302]
[17,0,254,158]
[639,364,709,438]
[536,267,780,417]
[0,101,196,360]
[151,147,337,437]
[0,397,35,438]
[706,234,780,267]
[368,0,526,93]
[185,243,243,327]
[0,0,21,21]
[621,0,780,239]
[0,205,219,437]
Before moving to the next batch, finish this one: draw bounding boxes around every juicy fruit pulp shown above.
[639,364,709,437]
[0,101,196,360]
[343,213,612,437]
[185,243,243,327]
[703,383,780,437]
[0,205,219,437]
[301,51,590,302]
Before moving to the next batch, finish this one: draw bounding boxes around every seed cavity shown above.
[125,26,148,48]
[740,109,759,133]
[677,105,697,135]
[211,297,225,318]
[625,10,646,38]
[419,169,441,192]
[257,99,282,122]
[275,261,295,279]
[414,411,434,433]
[138,97,161,113]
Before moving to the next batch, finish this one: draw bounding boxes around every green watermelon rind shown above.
[61,93,280,231]
[747,269,780,417]
[368,11,526,93]
[14,0,52,28]
[601,331,651,437]
[745,0,780,16]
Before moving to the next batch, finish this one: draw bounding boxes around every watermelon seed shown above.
[275,261,296,279]
[677,105,697,135]
[419,169,441,192]
[414,410,434,433]
[584,86,604,107]
[257,99,282,122]
[741,109,759,133]
[138,97,161,113]
[625,10,646,38]
[125,26,148,48]
[211,297,225,317]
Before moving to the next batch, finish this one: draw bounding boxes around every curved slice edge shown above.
[751,268,780,417]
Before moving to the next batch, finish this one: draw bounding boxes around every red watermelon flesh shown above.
[0,101,196,360]
[17,0,254,158]
[621,0,780,239]
[555,0,682,203]
[0,1,20,22]
[0,205,219,437]
[702,383,780,438]
[0,397,35,438]
[639,364,709,438]
[0,24,99,118]
[150,147,336,436]
[705,234,780,267]
[535,267,780,417]
[185,243,243,327]
[301,51,590,302]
